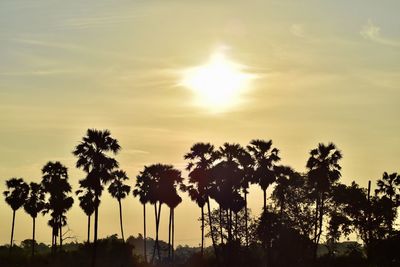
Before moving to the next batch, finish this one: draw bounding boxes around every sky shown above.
[0,0,399,247]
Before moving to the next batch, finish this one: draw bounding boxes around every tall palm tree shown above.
[184,143,219,259]
[108,170,131,242]
[3,178,29,251]
[76,178,96,244]
[306,142,342,259]
[158,166,183,261]
[168,192,182,262]
[236,147,254,247]
[375,172,400,233]
[73,129,120,265]
[212,143,244,244]
[133,168,154,262]
[136,164,166,263]
[184,184,207,254]
[24,182,45,257]
[247,139,280,211]
[41,161,74,252]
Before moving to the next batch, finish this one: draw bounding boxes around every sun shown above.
[181,48,255,111]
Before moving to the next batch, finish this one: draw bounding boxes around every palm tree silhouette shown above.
[41,161,74,252]
[133,168,154,262]
[184,143,219,258]
[3,178,29,251]
[247,139,280,212]
[212,143,244,244]
[136,164,182,263]
[236,147,254,247]
[24,182,45,257]
[76,178,96,244]
[306,142,342,259]
[157,166,183,261]
[73,129,120,265]
[273,166,294,215]
[108,170,131,242]
[136,164,164,263]
[168,193,182,262]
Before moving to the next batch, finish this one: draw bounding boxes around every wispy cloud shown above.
[62,14,143,30]
[360,19,400,46]
[0,69,86,77]
[9,38,81,50]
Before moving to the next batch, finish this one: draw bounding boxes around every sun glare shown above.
[182,48,255,111]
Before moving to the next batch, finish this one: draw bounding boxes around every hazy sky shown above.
[1,0,399,247]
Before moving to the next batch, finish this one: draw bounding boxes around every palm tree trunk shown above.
[87,215,91,243]
[91,187,101,267]
[118,199,125,242]
[244,192,249,247]
[92,202,99,267]
[156,202,162,261]
[263,189,267,211]
[143,204,147,262]
[151,204,158,263]
[206,198,219,261]
[10,209,16,251]
[32,217,36,257]
[201,206,204,256]
[151,202,162,263]
[168,208,172,260]
[51,231,54,254]
[172,208,175,262]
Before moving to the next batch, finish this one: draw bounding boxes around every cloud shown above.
[9,38,81,50]
[290,24,305,38]
[360,19,400,46]
[62,14,143,30]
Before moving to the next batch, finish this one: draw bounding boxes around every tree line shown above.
[3,128,400,266]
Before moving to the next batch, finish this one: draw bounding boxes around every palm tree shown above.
[236,147,254,247]
[247,139,280,211]
[184,184,207,254]
[41,161,74,252]
[169,193,182,262]
[73,128,120,265]
[158,166,183,261]
[76,178,96,244]
[306,142,342,259]
[3,178,29,251]
[375,172,400,233]
[24,182,45,257]
[136,164,183,263]
[212,143,244,244]
[273,166,301,218]
[133,168,154,262]
[184,143,219,258]
[135,164,165,263]
[108,170,131,242]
